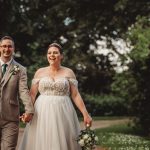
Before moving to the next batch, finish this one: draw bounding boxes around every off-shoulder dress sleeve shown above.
[68,78,78,88]
[31,78,40,85]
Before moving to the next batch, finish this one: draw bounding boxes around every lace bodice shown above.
[32,77,78,96]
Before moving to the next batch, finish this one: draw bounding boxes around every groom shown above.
[0,36,34,150]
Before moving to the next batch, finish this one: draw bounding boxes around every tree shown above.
[112,16,150,134]
[127,17,150,135]
[0,0,149,94]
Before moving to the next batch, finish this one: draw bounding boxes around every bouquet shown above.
[77,124,99,150]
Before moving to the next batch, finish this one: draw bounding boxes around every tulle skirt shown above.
[18,95,81,150]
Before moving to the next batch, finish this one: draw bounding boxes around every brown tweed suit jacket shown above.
[0,59,34,121]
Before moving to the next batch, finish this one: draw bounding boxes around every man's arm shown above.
[19,67,34,122]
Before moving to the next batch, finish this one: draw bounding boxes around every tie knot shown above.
[3,64,8,67]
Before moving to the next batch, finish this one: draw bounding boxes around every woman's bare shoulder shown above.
[61,66,76,78]
[34,67,49,78]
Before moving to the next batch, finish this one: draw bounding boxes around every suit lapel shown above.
[2,60,15,86]
[0,65,2,81]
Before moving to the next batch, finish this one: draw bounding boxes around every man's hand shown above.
[20,113,33,123]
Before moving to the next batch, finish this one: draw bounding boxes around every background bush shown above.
[75,94,128,117]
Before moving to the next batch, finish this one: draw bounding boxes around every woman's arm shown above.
[71,84,92,126]
[29,69,41,104]
[30,83,39,104]
[68,69,92,126]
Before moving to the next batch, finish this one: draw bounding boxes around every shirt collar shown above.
[0,58,13,67]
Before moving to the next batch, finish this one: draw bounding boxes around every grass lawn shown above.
[95,124,150,150]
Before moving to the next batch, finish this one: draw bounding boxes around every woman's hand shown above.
[83,113,92,127]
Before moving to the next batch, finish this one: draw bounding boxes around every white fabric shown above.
[19,77,81,150]
[31,78,40,85]
[67,77,78,87]
[0,58,12,66]
[0,58,12,72]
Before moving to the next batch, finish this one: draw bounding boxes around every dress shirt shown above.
[0,58,13,74]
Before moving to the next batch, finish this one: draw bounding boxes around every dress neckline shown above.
[33,76,77,82]
[44,76,77,82]
[46,76,66,82]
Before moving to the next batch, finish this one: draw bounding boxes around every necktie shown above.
[2,64,8,77]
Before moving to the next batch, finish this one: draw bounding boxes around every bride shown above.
[18,43,92,150]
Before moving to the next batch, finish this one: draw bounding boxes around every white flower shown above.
[87,137,92,143]
[78,139,85,146]
[77,127,99,149]
[10,65,20,75]
[83,134,89,139]
[95,136,99,142]
[14,65,20,72]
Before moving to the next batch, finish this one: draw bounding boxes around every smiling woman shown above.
[19,42,92,150]
[47,43,63,67]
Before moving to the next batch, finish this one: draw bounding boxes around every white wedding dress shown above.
[18,77,81,150]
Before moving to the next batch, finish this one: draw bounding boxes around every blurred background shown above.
[0,0,150,135]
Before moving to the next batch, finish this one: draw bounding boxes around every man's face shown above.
[0,39,14,60]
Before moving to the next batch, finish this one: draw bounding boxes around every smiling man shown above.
[0,36,34,150]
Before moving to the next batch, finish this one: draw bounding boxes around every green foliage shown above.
[19,122,26,128]
[109,16,150,134]
[83,94,128,116]
[126,17,150,135]
[96,124,150,149]
[111,71,139,115]
[0,0,149,95]
[0,0,150,119]
[127,16,150,62]
[112,16,150,134]
[76,53,116,94]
